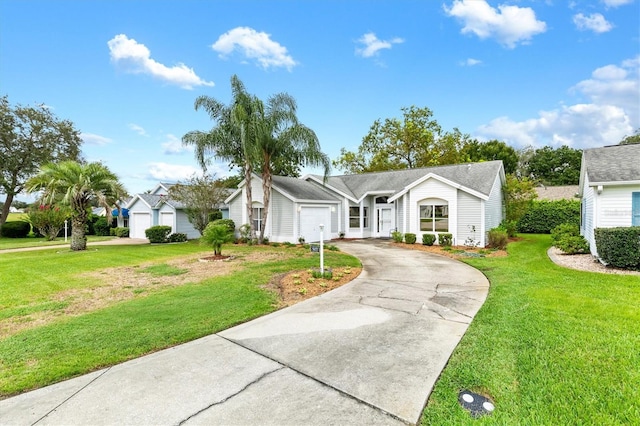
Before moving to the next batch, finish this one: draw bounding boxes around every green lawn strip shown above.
[421,234,640,425]
[0,235,116,250]
[139,263,188,276]
[0,245,359,397]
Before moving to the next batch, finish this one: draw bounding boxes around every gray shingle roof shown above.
[583,144,640,184]
[312,161,504,200]
[272,175,340,201]
[535,185,579,200]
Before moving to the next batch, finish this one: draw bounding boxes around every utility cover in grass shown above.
[458,389,495,418]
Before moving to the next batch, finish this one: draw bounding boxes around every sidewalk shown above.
[0,239,489,425]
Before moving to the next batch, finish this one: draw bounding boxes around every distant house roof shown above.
[535,185,579,201]
[581,144,640,185]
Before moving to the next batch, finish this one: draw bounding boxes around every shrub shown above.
[26,204,70,241]
[311,269,333,279]
[517,199,580,234]
[551,223,580,245]
[114,227,130,238]
[239,224,251,243]
[391,231,403,243]
[168,232,187,242]
[93,217,111,236]
[556,236,590,255]
[0,221,31,238]
[298,236,306,244]
[422,234,436,246]
[145,225,172,243]
[499,219,518,238]
[326,244,340,251]
[208,210,223,222]
[488,228,508,250]
[201,222,234,255]
[404,233,417,244]
[594,227,640,270]
[438,233,453,247]
[211,218,235,234]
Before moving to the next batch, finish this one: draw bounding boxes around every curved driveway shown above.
[1,240,489,426]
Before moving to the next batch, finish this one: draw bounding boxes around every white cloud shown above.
[461,58,482,66]
[212,27,297,70]
[128,123,148,137]
[573,13,613,33]
[81,132,112,146]
[162,134,192,155]
[602,0,633,7]
[355,32,404,58]
[476,57,639,149]
[108,34,214,89]
[443,0,547,48]
[147,163,200,181]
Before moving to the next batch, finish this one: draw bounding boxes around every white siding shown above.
[396,196,404,233]
[408,178,457,241]
[596,185,640,228]
[228,194,244,236]
[484,173,503,234]
[270,191,294,240]
[331,204,339,233]
[457,190,482,246]
[581,175,596,254]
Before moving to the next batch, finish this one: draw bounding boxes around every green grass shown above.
[139,263,188,276]
[0,235,115,250]
[421,234,640,425]
[0,242,360,397]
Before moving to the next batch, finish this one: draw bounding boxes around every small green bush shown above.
[0,221,31,238]
[499,220,518,238]
[239,224,251,243]
[211,219,235,234]
[404,233,417,244]
[168,232,187,242]
[201,223,234,255]
[391,231,403,243]
[551,223,589,255]
[422,234,436,246]
[208,210,223,222]
[94,217,111,236]
[311,269,333,279]
[145,225,172,243]
[517,199,580,234]
[488,228,508,250]
[594,227,640,270]
[438,233,453,247]
[326,244,340,251]
[114,227,130,238]
[551,223,580,245]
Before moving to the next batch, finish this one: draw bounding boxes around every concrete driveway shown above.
[0,239,489,426]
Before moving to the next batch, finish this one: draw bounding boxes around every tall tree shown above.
[619,128,640,145]
[25,161,127,251]
[182,75,259,239]
[461,139,519,175]
[168,174,228,235]
[333,106,467,173]
[252,92,330,243]
[503,174,538,222]
[0,96,82,227]
[526,145,582,185]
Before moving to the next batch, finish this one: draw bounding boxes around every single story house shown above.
[226,160,506,246]
[579,144,640,256]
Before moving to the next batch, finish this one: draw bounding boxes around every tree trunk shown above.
[0,192,14,230]
[244,163,255,241]
[70,215,87,251]
[259,166,272,245]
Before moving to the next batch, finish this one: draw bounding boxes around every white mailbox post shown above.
[319,224,324,274]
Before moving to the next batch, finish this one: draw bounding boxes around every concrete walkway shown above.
[0,239,489,426]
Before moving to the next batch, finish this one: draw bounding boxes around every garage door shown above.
[299,207,331,242]
[131,213,151,239]
[160,212,174,232]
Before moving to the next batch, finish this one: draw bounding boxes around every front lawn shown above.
[0,235,115,250]
[0,242,360,397]
[421,234,640,424]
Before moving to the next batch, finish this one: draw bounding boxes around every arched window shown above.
[419,199,448,232]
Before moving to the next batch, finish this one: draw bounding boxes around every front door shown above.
[377,208,393,238]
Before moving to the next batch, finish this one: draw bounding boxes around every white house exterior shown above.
[127,183,201,240]
[226,161,506,246]
[579,144,640,256]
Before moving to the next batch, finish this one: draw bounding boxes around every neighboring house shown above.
[92,198,131,228]
[226,160,506,246]
[535,185,579,201]
[579,144,640,256]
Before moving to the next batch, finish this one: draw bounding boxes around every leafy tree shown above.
[0,96,82,228]
[168,174,228,235]
[525,145,582,185]
[503,174,538,222]
[252,92,330,244]
[461,139,519,175]
[619,128,640,145]
[333,106,468,173]
[200,222,234,256]
[25,161,127,251]
[183,75,259,240]
[26,204,71,240]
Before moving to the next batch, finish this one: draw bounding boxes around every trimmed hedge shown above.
[0,221,31,238]
[404,233,416,244]
[438,233,453,247]
[113,227,130,238]
[594,227,640,270]
[94,217,111,236]
[391,231,403,243]
[517,199,580,234]
[422,233,436,246]
[168,232,188,242]
[145,225,172,243]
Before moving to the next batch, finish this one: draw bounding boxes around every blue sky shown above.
[1,0,638,199]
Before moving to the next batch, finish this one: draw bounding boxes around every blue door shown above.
[633,192,640,226]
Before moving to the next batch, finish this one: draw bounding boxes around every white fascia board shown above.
[356,191,395,203]
[588,180,640,187]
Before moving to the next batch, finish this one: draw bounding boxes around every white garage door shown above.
[131,213,151,239]
[299,207,331,242]
[160,212,174,232]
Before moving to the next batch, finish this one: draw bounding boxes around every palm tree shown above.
[25,161,127,251]
[182,75,259,240]
[253,93,331,243]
